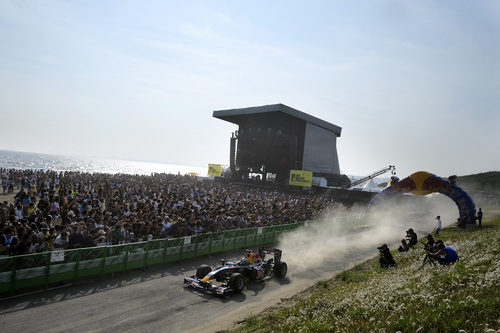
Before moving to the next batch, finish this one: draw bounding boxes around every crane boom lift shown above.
[342,165,396,189]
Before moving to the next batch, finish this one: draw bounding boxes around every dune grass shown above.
[233,214,500,332]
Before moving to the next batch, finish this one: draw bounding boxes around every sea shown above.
[0,150,208,176]
[0,150,390,186]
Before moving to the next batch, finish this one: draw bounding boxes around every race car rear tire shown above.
[196,265,212,279]
[250,269,258,281]
[274,262,287,278]
[229,273,246,293]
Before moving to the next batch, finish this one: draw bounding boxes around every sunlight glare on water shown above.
[0,150,208,176]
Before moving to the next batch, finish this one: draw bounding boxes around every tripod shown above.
[417,253,437,270]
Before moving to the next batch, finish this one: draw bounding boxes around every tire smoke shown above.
[278,195,458,275]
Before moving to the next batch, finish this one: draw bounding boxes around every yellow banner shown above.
[208,164,222,177]
[289,170,313,187]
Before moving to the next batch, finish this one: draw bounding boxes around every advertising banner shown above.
[208,164,222,177]
[50,250,65,262]
[289,170,313,187]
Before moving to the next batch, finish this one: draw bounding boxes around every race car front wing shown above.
[183,276,234,295]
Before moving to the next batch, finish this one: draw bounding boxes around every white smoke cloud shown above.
[278,194,458,275]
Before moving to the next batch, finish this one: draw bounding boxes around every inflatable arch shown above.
[370,171,476,225]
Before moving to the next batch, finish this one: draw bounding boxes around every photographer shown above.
[398,239,409,252]
[421,234,435,251]
[378,244,396,268]
[418,238,446,270]
[429,243,459,265]
[406,228,418,248]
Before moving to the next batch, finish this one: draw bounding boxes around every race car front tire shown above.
[196,265,212,279]
[229,273,246,293]
[274,262,287,278]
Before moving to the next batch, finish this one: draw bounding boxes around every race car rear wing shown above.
[259,247,282,263]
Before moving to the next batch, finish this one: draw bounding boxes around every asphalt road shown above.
[1,204,445,333]
[0,243,380,333]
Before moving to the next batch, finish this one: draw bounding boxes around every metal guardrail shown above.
[0,222,305,294]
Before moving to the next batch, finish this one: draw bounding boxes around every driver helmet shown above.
[245,251,254,263]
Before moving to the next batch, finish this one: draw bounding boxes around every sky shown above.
[0,0,499,178]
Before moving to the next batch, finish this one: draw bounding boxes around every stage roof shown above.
[213,103,342,136]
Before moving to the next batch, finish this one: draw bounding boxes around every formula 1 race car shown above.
[184,247,287,295]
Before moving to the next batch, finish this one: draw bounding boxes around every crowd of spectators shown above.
[1,168,338,256]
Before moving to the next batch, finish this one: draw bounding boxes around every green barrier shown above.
[195,234,212,256]
[223,230,239,251]
[243,228,257,247]
[165,238,183,263]
[0,221,309,294]
[258,226,276,244]
[211,233,225,253]
[146,239,165,266]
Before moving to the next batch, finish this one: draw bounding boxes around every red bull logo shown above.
[371,171,476,224]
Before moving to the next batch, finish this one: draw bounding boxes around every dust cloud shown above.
[278,194,458,274]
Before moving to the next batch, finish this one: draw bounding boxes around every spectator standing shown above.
[477,208,483,227]
[0,227,17,256]
[43,235,55,252]
[434,216,442,237]
[82,230,97,248]
[54,232,69,249]
[109,224,123,245]
[2,177,7,194]
[15,204,22,220]
[29,234,42,253]
[14,233,31,255]
[68,226,83,249]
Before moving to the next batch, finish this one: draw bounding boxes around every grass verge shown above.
[232,214,500,332]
